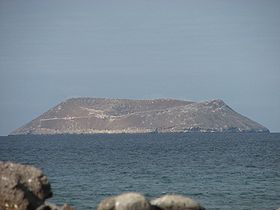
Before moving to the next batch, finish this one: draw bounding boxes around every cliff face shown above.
[10,98,269,135]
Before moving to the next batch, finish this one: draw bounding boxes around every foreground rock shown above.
[151,195,205,210]
[0,161,52,210]
[10,98,269,135]
[98,193,205,210]
[0,162,75,210]
[98,193,151,210]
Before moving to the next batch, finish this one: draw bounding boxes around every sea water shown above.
[0,133,279,210]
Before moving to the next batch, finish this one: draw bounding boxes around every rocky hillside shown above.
[10,98,269,135]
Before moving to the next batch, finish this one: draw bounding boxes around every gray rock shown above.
[97,192,151,210]
[97,196,116,210]
[115,193,151,210]
[0,161,52,210]
[151,194,205,210]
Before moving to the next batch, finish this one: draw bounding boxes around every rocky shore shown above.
[0,162,207,210]
[5,161,280,210]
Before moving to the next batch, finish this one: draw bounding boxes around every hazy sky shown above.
[0,0,280,135]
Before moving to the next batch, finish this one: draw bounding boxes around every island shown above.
[10,98,269,135]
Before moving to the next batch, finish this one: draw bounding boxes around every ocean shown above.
[0,133,279,210]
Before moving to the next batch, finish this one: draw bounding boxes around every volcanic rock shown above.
[10,98,269,135]
[0,161,52,210]
[0,162,75,210]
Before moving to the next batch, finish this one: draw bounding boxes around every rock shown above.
[60,204,75,210]
[98,192,151,210]
[97,196,116,210]
[1,161,206,210]
[0,161,52,210]
[115,193,151,210]
[0,161,75,210]
[151,194,205,210]
[35,203,75,210]
[98,193,206,210]
[36,204,54,210]
[150,205,163,210]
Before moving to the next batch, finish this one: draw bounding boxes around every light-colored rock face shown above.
[115,193,151,210]
[97,193,205,210]
[97,192,151,210]
[151,194,205,210]
[10,98,269,135]
[97,196,116,210]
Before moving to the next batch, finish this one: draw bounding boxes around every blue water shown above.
[0,133,279,210]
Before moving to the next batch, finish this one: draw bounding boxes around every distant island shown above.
[10,98,269,135]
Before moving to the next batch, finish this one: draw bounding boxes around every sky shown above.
[0,0,280,135]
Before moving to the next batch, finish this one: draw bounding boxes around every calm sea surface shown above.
[0,133,279,210]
